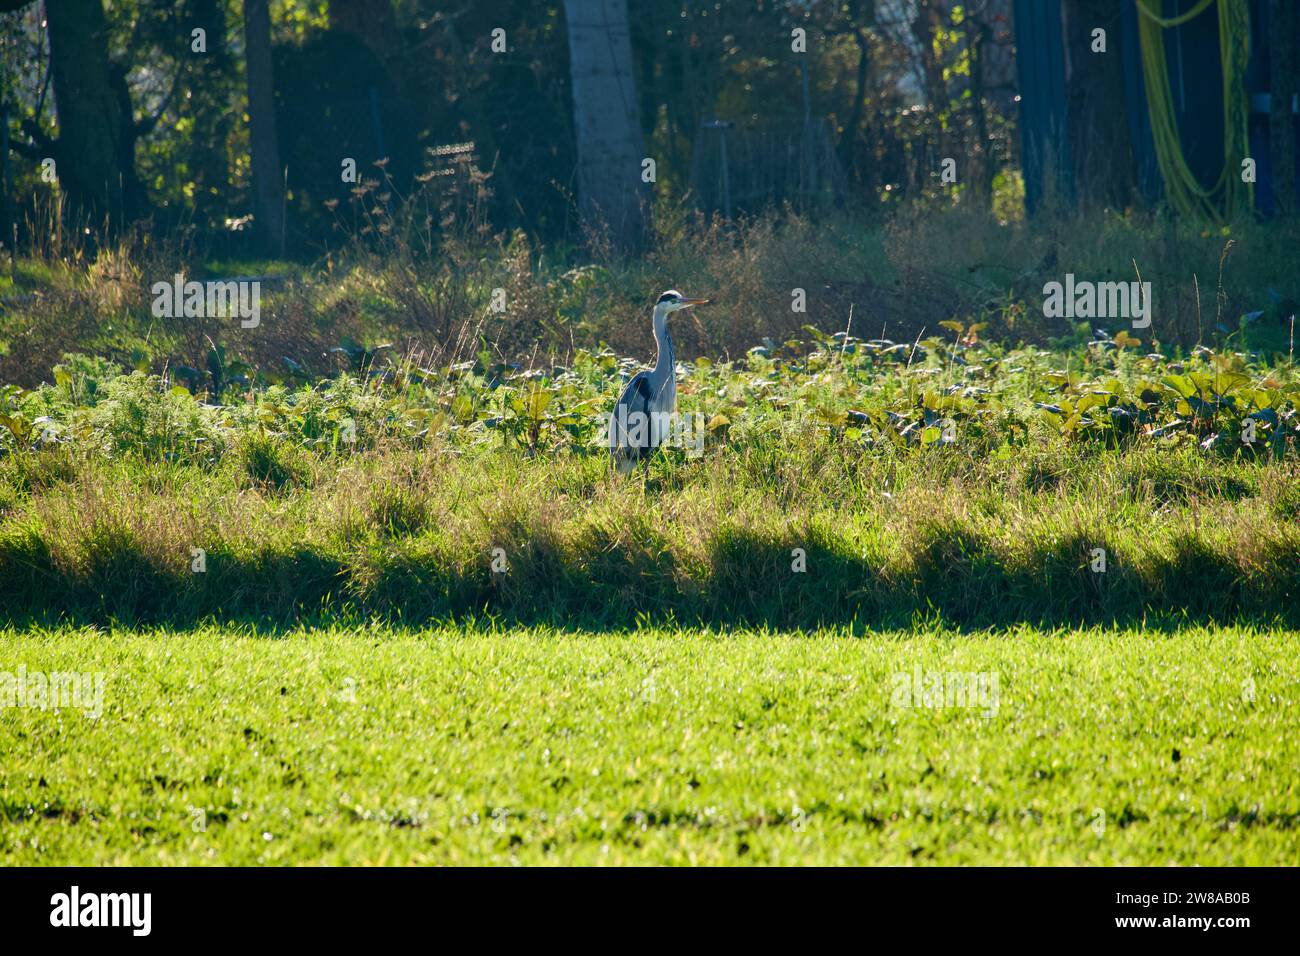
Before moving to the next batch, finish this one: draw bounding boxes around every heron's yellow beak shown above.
[678,297,710,308]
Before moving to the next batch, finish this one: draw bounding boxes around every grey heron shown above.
[609,290,709,473]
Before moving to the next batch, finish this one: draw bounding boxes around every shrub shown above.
[234,431,314,493]
[88,372,227,465]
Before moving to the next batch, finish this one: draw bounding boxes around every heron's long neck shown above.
[652,312,674,378]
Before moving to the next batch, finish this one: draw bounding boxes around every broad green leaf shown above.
[526,386,553,420]
[450,394,474,423]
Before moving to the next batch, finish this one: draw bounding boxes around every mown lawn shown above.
[1,623,1296,865]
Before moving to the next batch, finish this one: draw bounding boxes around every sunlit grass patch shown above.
[0,623,1294,865]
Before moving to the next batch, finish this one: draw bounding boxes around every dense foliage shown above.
[4,326,1300,462]
[2,329,1299,628]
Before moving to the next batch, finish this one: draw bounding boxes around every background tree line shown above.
[0,0,1020,260]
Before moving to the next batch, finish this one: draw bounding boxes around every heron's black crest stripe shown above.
[657,292,677,304]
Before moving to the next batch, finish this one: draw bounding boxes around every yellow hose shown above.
[1135,0,1252,223]
[1135,0,1217,28]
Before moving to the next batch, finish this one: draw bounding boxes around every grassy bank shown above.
[1,623,1294,865]
[2,329,1299,628]
[2,440,1300,629]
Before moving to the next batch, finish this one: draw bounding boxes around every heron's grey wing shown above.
[610,371,653,451]
[615,371,651,410]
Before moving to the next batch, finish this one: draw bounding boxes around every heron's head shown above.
[655,290,710,318]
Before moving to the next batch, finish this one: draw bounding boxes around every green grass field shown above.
[5,275,1300,865]
[2,623,1296,865]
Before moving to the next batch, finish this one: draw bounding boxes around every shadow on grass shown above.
[2,521,1297,634]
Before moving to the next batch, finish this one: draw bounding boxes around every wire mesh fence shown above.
[689,117,848,218]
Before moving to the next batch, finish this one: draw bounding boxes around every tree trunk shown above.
[1269,0,1297,217]
[186,0,234,225]
[1061,0,1135,209]
[244,0,285,254]
[45,0,142,225]
[838,23,872,186]
[562,0,647,254]
[1,44,10,253]
[910,1,949,111]
[967,13,994,210]
[329,0,399,66]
